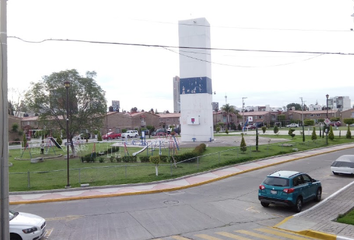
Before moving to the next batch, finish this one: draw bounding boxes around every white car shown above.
[10,210,46,240]
[286,123,299,128]
[121,130,139,138]
[331,155,354,175]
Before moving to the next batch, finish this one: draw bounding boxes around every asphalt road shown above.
[10,148,354,240]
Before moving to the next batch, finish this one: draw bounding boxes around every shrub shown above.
[11,124,19,133]
[346,126,352,139]
[99,157,104,163]
[273,126,279,134]
[192,143,206,155]
[225,129,229,134]
[216,127,220,133]
[139,156,150,163]
[97,132,102,141]
[261,126,267,133]
[122,156,137,163]
[149,155,161,165]
[288,129,295,138]
[56,136,62,145]
[329,126,334,140]
[110,156,115,163]
[311,127,317,141]
[240,133,247,153]
[174,152,198,162]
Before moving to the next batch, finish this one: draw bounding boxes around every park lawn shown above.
[9,135,354,191]
[337,209,354,225]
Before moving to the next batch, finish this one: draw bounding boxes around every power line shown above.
[8,36,354,56]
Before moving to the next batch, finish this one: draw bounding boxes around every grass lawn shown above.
[337,208,354,225]
[9,134,354,191]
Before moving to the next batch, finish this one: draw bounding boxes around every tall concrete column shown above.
[178,18,213,142]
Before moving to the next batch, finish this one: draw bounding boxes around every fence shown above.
[9,138,329,191]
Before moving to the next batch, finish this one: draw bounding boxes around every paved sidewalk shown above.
[10,143,354,239]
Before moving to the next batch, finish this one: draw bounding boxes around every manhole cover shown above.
[164,200,179,205]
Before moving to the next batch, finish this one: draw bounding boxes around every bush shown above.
[329,126,334,140]
[288,129,295,138]
[273,126,279,134]
[261,126,266,133]
[311,127,317,141]
[139,156,150,163]
[192,143,206,155]
[122,156,137,163]
[346,126,352,139]
[174,152,198,162]
[56,136,62,146]
[240,133,247,153]
[149,155,161,165]
[99,157,104,163]
[97,132,102,141]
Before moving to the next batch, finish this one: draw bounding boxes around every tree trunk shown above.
[155,165,159,176]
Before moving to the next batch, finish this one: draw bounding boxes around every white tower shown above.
[178,18,213,142]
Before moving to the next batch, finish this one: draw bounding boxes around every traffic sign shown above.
[324,118,330,125]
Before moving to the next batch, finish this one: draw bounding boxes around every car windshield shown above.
[331,161,354,168]
[9,210,19,221]
[264,177,289,187]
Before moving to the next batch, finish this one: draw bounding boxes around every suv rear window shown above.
[263,177,289,187]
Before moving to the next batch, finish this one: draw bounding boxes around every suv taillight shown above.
[283,188,294,193]
[259,185,265,190]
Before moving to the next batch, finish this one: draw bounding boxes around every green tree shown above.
[97,132,103,141]
[304,119,314,126]
[273,125,279,134]
[286,103,302,110]
[11,123,19,132]
[24,69,107,155]
[344,118,354,125]
[221,103,236,130]
[56,135,63,145]
[288,129,295,138]
[255,127,259,151]
[277,114,286,127]
[22,133,27,148]
[346,125,352,139]
[328,126,334,140]
[240,133,247,153]
[150,155,161,176]
[311,127,317,141]
[261,126,267,134]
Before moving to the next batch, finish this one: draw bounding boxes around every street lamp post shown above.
[242,97,247,133]
[326,94,329,145]
[64,81,71,188]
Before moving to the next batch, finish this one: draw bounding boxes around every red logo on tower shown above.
[191,118,195,124]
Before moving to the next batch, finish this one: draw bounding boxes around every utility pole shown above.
[242,97,247,134]
[300,97,305,142]
[0,0,10,239]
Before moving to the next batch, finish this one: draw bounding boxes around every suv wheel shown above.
[294,197,303,213]
[261,202,269,208]
[315,188,322,202]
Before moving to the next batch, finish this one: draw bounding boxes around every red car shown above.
[103,132,121,140]
[246,125,256,130]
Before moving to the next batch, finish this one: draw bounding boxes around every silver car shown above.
[331,155,354,175]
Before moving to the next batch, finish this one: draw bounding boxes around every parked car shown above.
[102,132,121,140]
[331,155,354,175]
[10,210,46,240]
[246,125,256,130]
[286,123,299,128]
[329,121,341,127]
[153,128,167,137]
[258,170,322,212]
[121,130,139,138]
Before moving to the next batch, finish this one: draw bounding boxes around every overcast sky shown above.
[6,0,354,112]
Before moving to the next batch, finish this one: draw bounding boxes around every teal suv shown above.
[258,170,322,212]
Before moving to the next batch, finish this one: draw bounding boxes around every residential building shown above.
[329,96,351,111]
